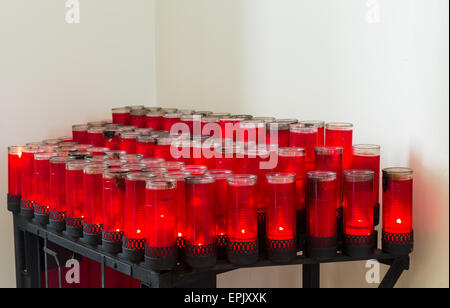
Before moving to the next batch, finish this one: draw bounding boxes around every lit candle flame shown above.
[178,233,183,237]
[137,229,141,234]
[396,219,402,224]
[241,229,245,234]
[279,227,284,231]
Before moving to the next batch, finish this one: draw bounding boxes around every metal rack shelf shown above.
[12,213,410,288]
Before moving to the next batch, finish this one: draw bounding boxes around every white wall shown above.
[0,0,156,287]
[156,0,449,287]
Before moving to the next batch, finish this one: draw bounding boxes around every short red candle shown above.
[237,120,266,144]
[136,135,156,158]
[182,165,208,176]
[351,144,381,224]
[49,157,71,222]
[154,136,176,161]
[83,164,108,230]
[277,147,306,211]
[146,112,165,131]
[162,113,181,132]
[315,146,344,210]
[87,127,105,147]
[34,152,58,216]
[290,125,318,172]
[266,122,290,147]
[130,109,147,128]
[66,160,89,223]
[299,121,325,146]
[119,132,139,154]
[8,146,25,197]
[306,171,338,238]
[325,123,353,171]
[112,107,131,125]
[343,170,374,236]
[72,125,88,144]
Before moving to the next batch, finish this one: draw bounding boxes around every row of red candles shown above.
[7,106,413,265]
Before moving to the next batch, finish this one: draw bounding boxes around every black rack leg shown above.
[23,230,41,288]
[13,215,25,288]
[379,256,409,288]
[303,264,320,288]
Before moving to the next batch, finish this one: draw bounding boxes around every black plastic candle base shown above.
[382,231,414,256]
[344,232,378,257]
[297,233,307,252]
[185,243,217,269]
[33,213,49,226]
[65,226,83,239]
[121,248,145,263]
[49,220,65,233]
[266,238,297,264]
[306,236,338,259]
[82,233,102,247]
[185,255,217,269]
[7,194,21,213]
[227,240,259,266]
[344,244,374,258]
[101,240,122,254]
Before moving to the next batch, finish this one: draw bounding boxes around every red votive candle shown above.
[266,173,297,263]
[49,157,72,231]
[305,171,338,259]
[102,168,131,254]
[20,147,44,219]
[237,120,266,144]
[87,127,105,147]
[82,164,108,245]
[144,178,178,270]
[34,152,58,225]
[130,109,147,128]
[277,147,306,250]
[119,132,139,154]
[325,122,353,171]
[7,145,25,212]
[72,125,88,144]
[193,139,219,169]
[103,126,120,150]
[343,170,375,257]
[160,161,185,172]
[162,113,181,132]
[180,114,200,136]
[214,143,237,172]
[170,139,193,165]
[205,169,233,259]
[112,107,131,125]
[66,160,89,238]
[163,171,192,246]
[266,122,290,147]
[227,175,259,265]
[146,111,165,131]
[382,168,414,256]
[154,136,176,161]
[351,144,381,226]
[201,117,220,137]
[182,165,208,176]
[290,125,318,172]
[136,135,156,158]
[185,176,217,269]
[122,172,157,262]
[299,121,325,146]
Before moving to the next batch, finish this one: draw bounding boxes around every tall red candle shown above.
[299,121,325,146]
[325,123,353,171]
[7,146,25,212]
[72,124,88,144]
[87,127,105,147]
[66,160,89,238]
[49,156,71,231]
[119,132,139,154]
[34,152,58,224]
[220,117,243,140]
[227,175,259,265]
[20,147,44,219]
[382,168,414,256]
[144,178,178,270]
[290,125,318,172]
[112,107,131,125]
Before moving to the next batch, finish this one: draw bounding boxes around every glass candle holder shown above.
[160,161,185,172]
[227,175,259,265]
[325,123,353,170]
[155,136,176,161]
[72,124,88,144]
[277,147,306,250]
[105,159,126,169]
[214,143,237,172]
[220,117,243,140]
[130,109,147,128]
[185,176,217,269]
[43,139,62,146]
[163,171,192,246]
[170,138,193,165]
[146,111,165,131]
[87,120,108,128]
[265,173,297,263]
[382,168,414,256]
[266,122,290,147]
[180,114,199,136]
[7,145,25,212]
[290,125,318,172]
[194,111,213,117]
[141,157,165,168]
[305,171,338,259]
[89,147,110,156]
[193,139,220,169]
[179,109,195,115]
[112,107,131,125]
[162,113,181,132]
[82,164,108,246]
[49,157,72,231]
[34,152,58,225]
[232,114,253,120]
[343,170,375,257]
[123,163,147,173]
[351,144,381,226]
[103,126,120,150]
[201,117,220,137]
[136,135,156,158]
[66,160,90,238]
[119,153,143,164]
[182,165,208,176]
[205,169,233,259]
[119,132,139,154]
[276,119,299,125]
[87,127,105,147]
[74,144,94,152]
[121,172,157,262]
[211,112,231,118]
[20,147,44,219]
[127,105,146,111]
[237,120,266,144]
[299,121,325,146]
[144,178,178,270]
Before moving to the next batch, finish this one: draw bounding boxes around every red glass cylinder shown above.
[34,152,58,220]
[130,109,147,128]
[136,135,156,158]
[20,147,44,217]
[49,157,71,229]
[112,107,131,125]
[87,127,105,147]
[290,125,318,172]
[227,175,258,265]
[214,143,237,172]
[185,176,217,268]
[66,160,89,236]
[265,173,297,262]
[162,113,181,131]
[351,144,381,225]
[88,120,108,128]
[8,146,25,197]
[201,117,220,137]
[220,117,243,140]
[180,114,200,136]
[193,139,219,169]
[154,136,176,161]
[103,126,120,150]
[299,121,325,146]
[325,123,353,171]
[146,112,164,131]
[119,132,138,154]
[144,178,178,270]
[305,171,338,258]
[266,122,290,147]
[72,124,88,144]
[382,168,414,255]
[237,120,266,144]
[182,165,208,176]
[277,148,306,211]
